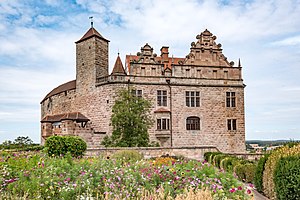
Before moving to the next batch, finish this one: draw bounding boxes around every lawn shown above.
[0,150,253,199]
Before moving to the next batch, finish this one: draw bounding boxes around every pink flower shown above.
[238,186,243,190]
[229,188,236,193]
[247,189,252,194]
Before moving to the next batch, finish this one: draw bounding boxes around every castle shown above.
[40,26,246,153]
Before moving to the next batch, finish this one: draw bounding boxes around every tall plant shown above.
[102,88,154,147]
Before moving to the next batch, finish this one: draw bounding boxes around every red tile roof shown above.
[41,80,76,103]
[111,54,126,75]
[41,112,89,123]
[75,27,109,43]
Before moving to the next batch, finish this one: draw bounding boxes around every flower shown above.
[247,189,252,194]
[229,188,236,193]
[238,186,243,190]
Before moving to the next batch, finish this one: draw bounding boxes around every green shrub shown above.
[263,143,300,199]
[44,136,87,157]
[214,154,227,168]
[204,152,213,162]
[112,150,143,162]
[221,156,239,172]
[274,156,300,200]
[208,152,222,163]
[254,154,270,193]
[234,162,256,183]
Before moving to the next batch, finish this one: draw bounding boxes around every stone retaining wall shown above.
[85,146,219,160]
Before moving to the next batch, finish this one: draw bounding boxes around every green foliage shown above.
[102,88,154,147]
[0,151,252,199]
[207,152,222,163]
[274,155,300,200]
[111,150,143,162]
[44,136,87,157]
[263,143,300,199]
[214,154,227,168]
[0,136,40,151]
[234,162,256,183]
[221,156,239,172]
[254,154,270,193]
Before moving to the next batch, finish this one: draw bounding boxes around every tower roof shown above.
[111,54,126,75]
[75,27,109,43]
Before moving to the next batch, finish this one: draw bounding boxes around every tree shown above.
[102,88,154,147]
[14,136,33,146]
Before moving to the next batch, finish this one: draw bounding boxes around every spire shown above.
[75,19,109,44]
[111,53,126,75]
[89,16,93,28]
[238,58,241,67]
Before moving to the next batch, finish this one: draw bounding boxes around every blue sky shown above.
[0,0,300,143]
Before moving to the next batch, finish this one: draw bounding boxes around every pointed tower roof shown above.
[111,54,126,75]
[76,27,109,43]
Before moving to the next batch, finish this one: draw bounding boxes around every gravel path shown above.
[253,190,269,200]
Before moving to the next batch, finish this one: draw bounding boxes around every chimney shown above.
[160,46,169,62]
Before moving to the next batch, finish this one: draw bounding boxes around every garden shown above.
[0,136,254,199]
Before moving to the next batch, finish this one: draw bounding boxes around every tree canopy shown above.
[102,88,154,147]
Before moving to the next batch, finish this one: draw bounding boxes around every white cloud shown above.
[272,35,300,46]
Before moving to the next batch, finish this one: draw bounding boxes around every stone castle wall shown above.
[40,28,246,153]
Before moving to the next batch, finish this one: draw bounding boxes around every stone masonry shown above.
[40,27,246,153]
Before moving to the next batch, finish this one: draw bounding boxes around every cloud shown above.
[272,35,300,46]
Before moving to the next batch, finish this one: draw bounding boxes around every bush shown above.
[204,152,213,162]
[263,143,300,199]
[208,152,222,163]
[274,156,300,200]
[221,156,239,172]
[44,136,87,157]
[254,154,270,193]
[234,162,256,183]
[214,154,227,168]
[112,150,143,162]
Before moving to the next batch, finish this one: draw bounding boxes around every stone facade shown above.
[41,27,246,153]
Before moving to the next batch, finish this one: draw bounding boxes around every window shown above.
[186,69,190,77]
[224,71,228,79]
[157,90,167,106]
[157,118,170,130]
[186,117,200,130]
[226,92,236,107]
[213,70,217,79]
[132,89,142,98]
[141,67,145,76]
[186,91,200,107]
[227,119,237,131]
[151,67,156,76]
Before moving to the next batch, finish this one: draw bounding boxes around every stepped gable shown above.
[111,54,126,75]
[184,29,232,67]
[41,80,76,103]
[41,112,89,123]
[75,27,109,43]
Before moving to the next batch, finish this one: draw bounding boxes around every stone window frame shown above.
[185,91,200,107]
[186,116,200,130]
[226,92,236,107]
[157,118,170,130]
[157,90,167,106]
[227,119,237,131]
[131,89,143,98]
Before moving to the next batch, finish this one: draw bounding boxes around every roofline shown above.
[75,34,110,44]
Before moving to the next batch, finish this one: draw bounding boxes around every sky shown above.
[0,0,300,143]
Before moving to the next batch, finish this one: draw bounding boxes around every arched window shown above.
[186,117,200,130]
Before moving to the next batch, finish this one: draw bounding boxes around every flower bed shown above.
[0,151,253,199]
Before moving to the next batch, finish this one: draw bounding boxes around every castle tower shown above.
[75,26,109,93]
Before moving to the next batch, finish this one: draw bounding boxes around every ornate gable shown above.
[184,29,233,67]
[136,43,158,64]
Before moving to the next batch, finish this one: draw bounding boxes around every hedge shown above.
[263,143,300,199]
[274,156,300,200]
[254,154,270,193]
[44,135,87,157]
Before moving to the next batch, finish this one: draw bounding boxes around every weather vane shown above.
[89,16,93,28]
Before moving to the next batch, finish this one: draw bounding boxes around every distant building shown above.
[40,26,246,153]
